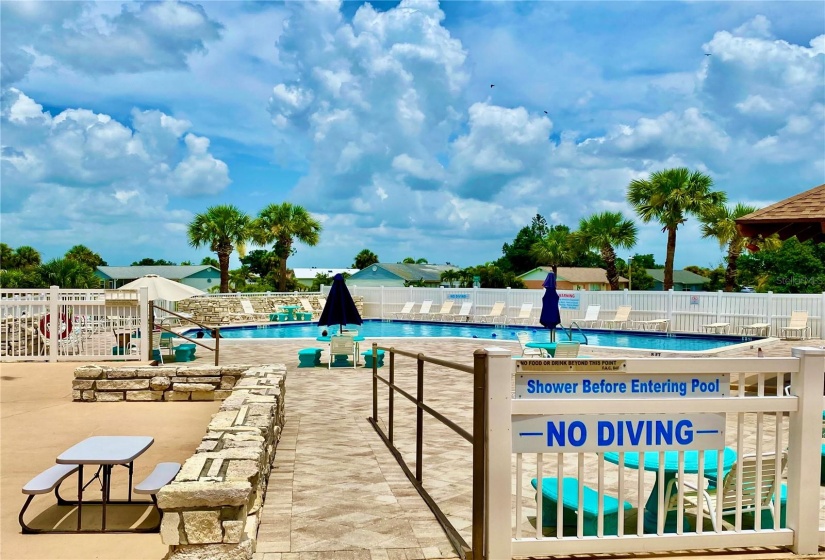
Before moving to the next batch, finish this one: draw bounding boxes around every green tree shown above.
[180,260,193,265]
[309,273,332,291]
[737,239,825,293]
[188,205,252,293]
[65,244,107,268]
[0,269,41,288]
[463,263,524,288]
[685,265,726,292]
[440,269,460,287]
[200,256,219,267]
[402,257,416,264]
[13,246,42,269]
[38,258,99,288]
[252,202,322,292]
[352,249,379,269]
[574,212,638,290]
[699,203,780,292]
[0,243,15,269]
[498,214,549,273]
[627,168,726,290]
[131,258,176,266]
[629,253,660,269]
[529,227,575,275]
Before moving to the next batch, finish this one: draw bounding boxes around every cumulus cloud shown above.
[1,88,230,251]
[0,0,222,84]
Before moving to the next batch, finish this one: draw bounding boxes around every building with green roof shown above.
[345,263,460,287]
[645,269,710,291]
[95,265,221,291]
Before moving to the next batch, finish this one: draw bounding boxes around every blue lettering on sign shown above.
[527,379,579,394]
[594,419,694,446]
[546,420,587,447]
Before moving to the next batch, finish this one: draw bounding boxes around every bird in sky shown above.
[544,111,548,114]
[705,53,712,56]
[490,84,494,88]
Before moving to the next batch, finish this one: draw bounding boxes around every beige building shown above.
[518,266,628,290]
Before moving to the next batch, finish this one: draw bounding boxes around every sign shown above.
[473,275,481,288]
[516,359,626,372]
[690,295,700,305]
[515,373,729,399]
[558,292,580,310]
[512,413,726,452]
[448,293,469,299]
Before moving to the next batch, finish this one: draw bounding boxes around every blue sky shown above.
[1,1,823,271]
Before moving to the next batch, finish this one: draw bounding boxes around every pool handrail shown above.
[564,322,589,345]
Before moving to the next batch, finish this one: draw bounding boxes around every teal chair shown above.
[531,477,631,536]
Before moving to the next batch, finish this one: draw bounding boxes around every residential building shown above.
[518,267,628,290]
[646,269,710,291]
[346,263,460,287]
[95,265,220,291]
[293,268,360,289]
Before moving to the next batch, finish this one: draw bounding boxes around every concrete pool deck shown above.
[1,336,822,560]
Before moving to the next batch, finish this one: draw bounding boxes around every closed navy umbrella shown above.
[318,274,363,334]
[539,272,561,341]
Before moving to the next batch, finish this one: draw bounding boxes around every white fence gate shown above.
[479,347,825,557]
[340,286,825,339]
[0,286,149,362]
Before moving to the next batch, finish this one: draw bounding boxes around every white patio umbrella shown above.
[117,274,204,301]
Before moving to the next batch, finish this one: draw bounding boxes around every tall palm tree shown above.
[699,203,780,292]
[187,205,252,293]
[65,244,107,268]
[352,249,379,269]
[529,228,573,274]
[574,212,638,290]
[252,202,322,292]
[39,258,99,288]
[14,246,41,269]
[627,168,726,290]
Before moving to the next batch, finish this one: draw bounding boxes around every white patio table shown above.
[56,435,153,532]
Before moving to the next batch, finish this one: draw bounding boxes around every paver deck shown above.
[211,336,824,560]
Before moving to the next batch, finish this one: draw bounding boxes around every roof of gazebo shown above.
[735,184,825,243]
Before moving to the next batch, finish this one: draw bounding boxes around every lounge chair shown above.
[240,299,271,321]
[427,301,454,321]
[328,333,357,369]
[741,322,771,336]
[516,331,548,357]
[601,305,632,330]
[299,298,320,320]
[780,311,810,339]
[509,302,534,325]
[412,300,433,320]
[448,301,473,322]
[574,305,601,328]
[474,302,506,324]
[669,451,787,531]
[393,302,415,319]
[553,341,580,358]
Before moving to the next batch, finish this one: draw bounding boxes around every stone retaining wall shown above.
[158,364,286,560]
[176,295,363,326]
[72,365,248,402]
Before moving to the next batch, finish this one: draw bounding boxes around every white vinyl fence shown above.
[481,347,825,557]
[0,286,149,362]
[339,286,825,339]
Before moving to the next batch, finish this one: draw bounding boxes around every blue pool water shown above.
[189,320,759,352]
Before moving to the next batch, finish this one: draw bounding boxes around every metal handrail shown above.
[150,304,220,366]
[367,343,486,560]
[565,321,589,345]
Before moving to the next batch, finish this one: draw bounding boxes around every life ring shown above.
[39,313,73,339]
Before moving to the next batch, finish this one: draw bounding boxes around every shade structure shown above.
[317,274,362,333]
[117,274,204,302]
[539,272,561,341]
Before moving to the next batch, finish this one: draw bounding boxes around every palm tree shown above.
[699,203,780,292]
[575,212,638,290]
[65,244,107,268]
[14,246,41,269]
[440,269,459,287]
[352,249,379,269]
[529,228,573,274]
[38,258,99,288]
[252,202,322,292]
[627,168,726,290]
[187,205,252,293]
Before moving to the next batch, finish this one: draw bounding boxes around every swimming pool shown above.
[189,320,761,352]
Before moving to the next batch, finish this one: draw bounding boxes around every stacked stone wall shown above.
[175,295,363,326]
[1,316,44,357]
[72,365,248,402]
[158,365,286,560]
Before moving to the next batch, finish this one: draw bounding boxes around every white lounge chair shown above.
[427,301,454,321]
[299,298,320,320]
[393,302,415,320]
[553,341,580,358]
[448,301,473,322]
[474,302,506,324]
[240,299,271,321]
[780,311,810,339]
[516,331,548,357]
[509,302,534,325]
[328,334,357,369]
[601,306,632,330]
[574,305,601,328]
[741,322,771,336]
[412,300,433,320]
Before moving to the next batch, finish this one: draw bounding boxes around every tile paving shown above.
[206,334,824,560]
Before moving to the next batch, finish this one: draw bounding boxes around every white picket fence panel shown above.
[338,286,825,339]
[0,286,149,362]
[481,347,825,557]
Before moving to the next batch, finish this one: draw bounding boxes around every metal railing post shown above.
[415,356,424,483]
[49,285,59,362]
[389,348,395,445]
[372,343,378,423]
[472,349,487,560]
[786,346,825,554]
[213,327,220,366]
